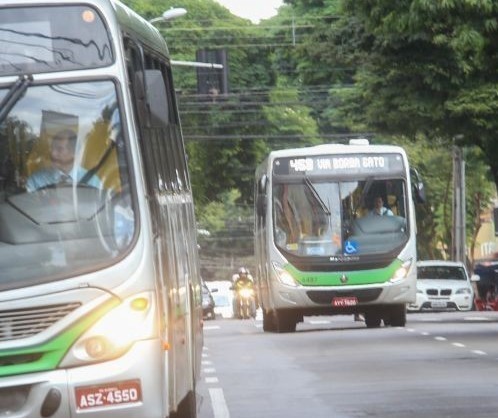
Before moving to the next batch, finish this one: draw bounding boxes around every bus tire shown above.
[262,309,276,332]
[365,310,382,328]
[171,389,197,418]
[274,309,297,333]
[387,304,407,327]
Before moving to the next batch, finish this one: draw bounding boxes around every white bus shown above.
[0,1,202,417]
[254,139,425,332]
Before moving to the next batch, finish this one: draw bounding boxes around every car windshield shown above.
[0,80,136,289]
[212,294,230,307]
[418,266,467,281]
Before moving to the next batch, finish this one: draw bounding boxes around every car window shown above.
[418,266,466,280]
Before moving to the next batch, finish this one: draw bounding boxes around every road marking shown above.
[434,336,447,341]
[472,350,487,356]
[465,316,491,321]
[204,325,221,330]
[205,377,219,384]
[209,387,230,418]
[452,342,465,348]
[309,320,330,325]
[420,331,430,336]
[202,360,213,365]
[204,367,216,374]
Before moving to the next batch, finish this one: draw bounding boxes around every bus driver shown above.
[26,128,101,192]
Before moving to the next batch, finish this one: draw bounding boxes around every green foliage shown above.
[122,0,497,266]
[337,0,498,192]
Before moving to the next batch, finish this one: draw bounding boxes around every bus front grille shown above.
[0,303,81,342]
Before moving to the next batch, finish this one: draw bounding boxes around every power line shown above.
[184,133,374,141]
[162,14,341,29]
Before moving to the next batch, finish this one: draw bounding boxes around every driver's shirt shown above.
[26,166,102,192]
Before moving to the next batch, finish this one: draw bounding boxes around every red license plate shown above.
[332,296,358,307]
[75,379,142,410]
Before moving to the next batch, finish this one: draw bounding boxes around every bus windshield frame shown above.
[272,152,410,263]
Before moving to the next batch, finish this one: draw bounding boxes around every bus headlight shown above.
[389,259,413,284]
[272,263,298,287]
[60,292,156,367]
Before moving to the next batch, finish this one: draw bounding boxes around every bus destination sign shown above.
[273,153,405,177]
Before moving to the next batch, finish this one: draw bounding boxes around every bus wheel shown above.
[262,309,276,332]
[171,389,197,418]
[387,304,407,327]
[274,310,297,333]
[364,311,382,328]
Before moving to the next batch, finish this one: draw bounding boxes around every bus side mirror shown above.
[256,195,266,217]
[410,168,426,204]
[256,175,267,217]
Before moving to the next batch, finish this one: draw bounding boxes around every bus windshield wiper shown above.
[0,74,33,124]
[304,177,331,216]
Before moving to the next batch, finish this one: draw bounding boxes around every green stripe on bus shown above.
[286,259,403,286]
[0,299,119,377]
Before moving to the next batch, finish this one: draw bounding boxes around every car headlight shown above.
[389,259,413,284]
[417,288,424,294]
[455,288,471,295]
[60,292,157,367]
[272,263,298,287]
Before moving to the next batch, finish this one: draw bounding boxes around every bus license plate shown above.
[332,297,358,307]
[75,379,142,410]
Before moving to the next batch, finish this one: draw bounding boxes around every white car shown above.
[408,260,476,312]
[205,280,235,318]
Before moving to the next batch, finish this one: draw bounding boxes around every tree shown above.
[337,0,498,193]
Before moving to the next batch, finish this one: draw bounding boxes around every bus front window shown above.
[273,178,409,258]
[0,80,135,288]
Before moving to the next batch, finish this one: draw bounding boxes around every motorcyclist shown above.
[232,267,256,318]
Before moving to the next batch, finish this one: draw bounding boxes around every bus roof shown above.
[265,141,408,159]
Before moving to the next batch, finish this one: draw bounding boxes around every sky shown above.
[214,0,283,23]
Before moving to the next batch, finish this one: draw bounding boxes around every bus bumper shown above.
[270,280,415,313]
[0,339,166,418]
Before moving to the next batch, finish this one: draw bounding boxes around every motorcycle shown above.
[235,286,256,319]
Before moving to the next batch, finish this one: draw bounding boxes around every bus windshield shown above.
[0,80,135,288]
[273,177,408,258]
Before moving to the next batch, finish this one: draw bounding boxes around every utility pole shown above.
[451,145,466,263]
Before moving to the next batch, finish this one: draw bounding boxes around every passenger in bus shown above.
[369,196,393,216]
[26,129,102,192]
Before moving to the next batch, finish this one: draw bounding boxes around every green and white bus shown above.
[254,139,425,332]
[0,1,202,417]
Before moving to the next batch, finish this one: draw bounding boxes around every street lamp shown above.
[148,7,187,24]
[148,8,224,72]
